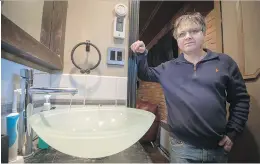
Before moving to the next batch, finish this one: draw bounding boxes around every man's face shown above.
[176,21,205,53]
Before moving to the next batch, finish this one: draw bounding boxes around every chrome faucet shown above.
[18,69,78,157]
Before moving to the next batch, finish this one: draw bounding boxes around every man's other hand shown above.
[218,135,233,152]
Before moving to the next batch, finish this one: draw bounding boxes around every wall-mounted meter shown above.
[113,3,127,39]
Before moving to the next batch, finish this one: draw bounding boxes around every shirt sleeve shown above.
[136,49,165,83]
[226,57,250,142]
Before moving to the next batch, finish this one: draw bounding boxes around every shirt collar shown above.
[175,48,219,63]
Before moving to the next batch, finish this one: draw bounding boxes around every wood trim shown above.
[1,14,62,72]
[146,4,191,50]
[235,0,245,75]
[40,1,54,48]
[235,1,260,80]
[214,1,223,53]
[243,69,260,80]
[139,1,163,38]
[50,1,68,64]
[40,1,68,67]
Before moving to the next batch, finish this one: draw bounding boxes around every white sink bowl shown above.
[29,107,155,158]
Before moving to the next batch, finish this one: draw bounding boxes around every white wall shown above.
[1,0,44,41]
[63,0,129,76]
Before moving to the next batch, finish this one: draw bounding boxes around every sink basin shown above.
[29,107,155,158]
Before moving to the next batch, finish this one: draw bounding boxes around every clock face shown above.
[115,4,127,16]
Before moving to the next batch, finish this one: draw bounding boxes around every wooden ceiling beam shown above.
[139,1,163,38]
[146,4,191,50]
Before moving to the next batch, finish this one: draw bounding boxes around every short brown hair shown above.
[173,12,206,39]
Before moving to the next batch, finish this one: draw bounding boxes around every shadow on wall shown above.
[69,62,102,98]
[228,96,260,163]
[229,126,259,162]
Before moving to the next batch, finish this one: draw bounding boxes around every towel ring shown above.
[71,40,101,74]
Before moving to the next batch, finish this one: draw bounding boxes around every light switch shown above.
[107,47,124,66]
[117,51,122,61]
[110,51,116,60]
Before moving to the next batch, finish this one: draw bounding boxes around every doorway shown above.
[127,0,215,161]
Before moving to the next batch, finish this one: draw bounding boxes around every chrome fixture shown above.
[18,69,78,157]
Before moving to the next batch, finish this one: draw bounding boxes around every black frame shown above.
[127,0,140,108]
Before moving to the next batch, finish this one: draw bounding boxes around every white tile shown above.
[50,73,64,87]
[1,80,10,104]
[33,73,50,88]
[50,74,86,99]
[1,59,39,104]
[31,73,51,101]
[49,74,127,102]
[116,77,127,100]
[33,69,47,74]
[1,79,20,104]
[32,94,45,101]
[85,75,117,100]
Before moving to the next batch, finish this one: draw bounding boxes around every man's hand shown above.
[218,135,233,152]
[130,40,146,54]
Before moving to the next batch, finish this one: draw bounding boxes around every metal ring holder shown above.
[71,40,101,74]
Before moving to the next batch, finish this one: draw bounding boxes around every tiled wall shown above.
[1,59,128,134]
[2,59,29,104]
[1,59,50,134]
[50,74,127,102]
[1,59,51,107]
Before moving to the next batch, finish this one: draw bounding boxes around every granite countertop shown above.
[24,142,152,163]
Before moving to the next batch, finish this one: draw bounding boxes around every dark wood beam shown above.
[146,1,214,50]
[139,1,159,32]
[41,1,68,67]
[146,4,191,50]
[139,1,163,38]
[50,1,68,63]
[140,1,186,47]
[1,14,62,72]
[40,1,54,48]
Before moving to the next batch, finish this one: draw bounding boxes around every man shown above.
[131,12,250,163]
